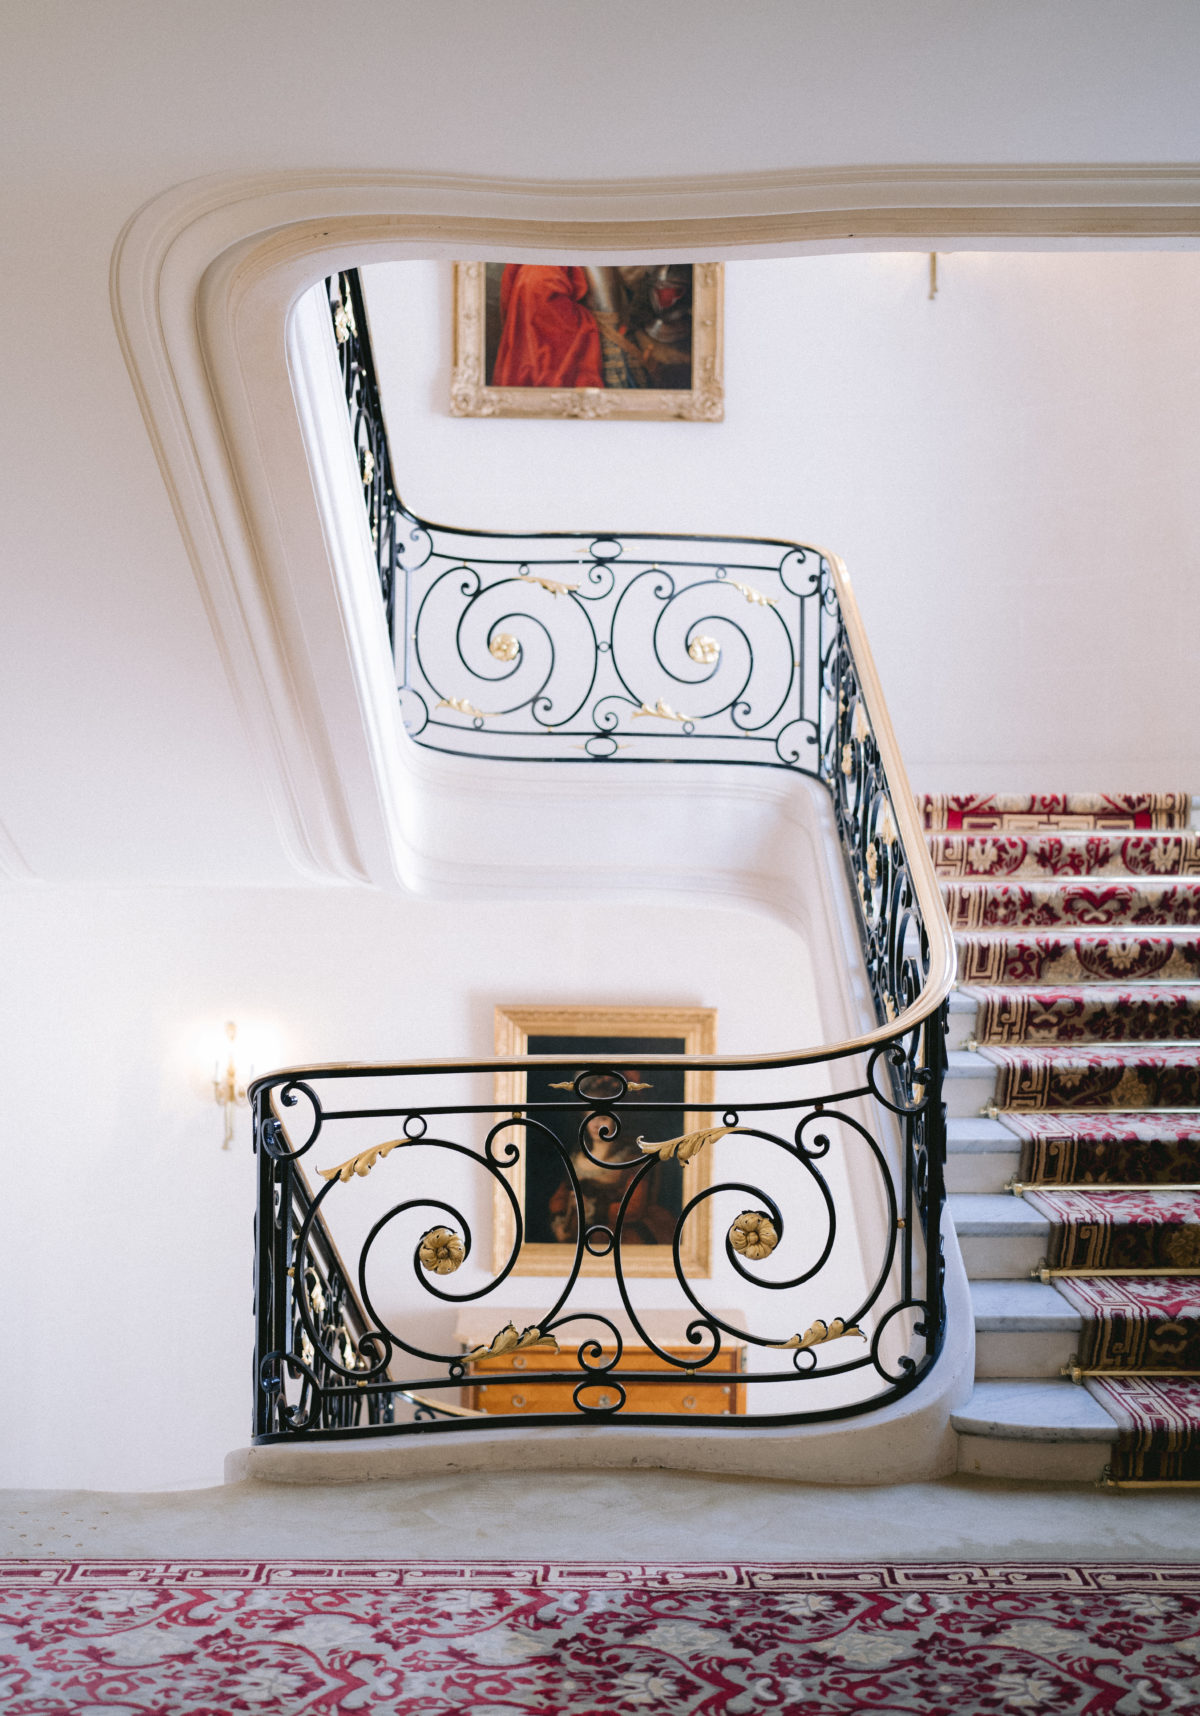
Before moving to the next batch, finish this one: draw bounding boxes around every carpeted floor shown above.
[928,790,1200,1483]
[3,1559,1200,1714]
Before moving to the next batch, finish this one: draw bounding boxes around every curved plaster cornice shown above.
[110,164,1200,887]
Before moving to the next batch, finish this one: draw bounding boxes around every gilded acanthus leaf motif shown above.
[436,696,495,720]
[547,1078,652,1091]
[632,700,690,723]
[729,1210,778,1260]
[463,1322,559,1363]
[687,633,720,665]
[851,700,871,743]
[638,1124,739,1164]
[841,743,855,776]
[878,801,897,848]
[318,1138,403,1184]
[866,841,879,883]
[727,579,777,608]
[518,570,581,597]
[774,1318,865,1351]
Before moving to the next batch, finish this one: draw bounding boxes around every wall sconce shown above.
[213,1020,249,1149]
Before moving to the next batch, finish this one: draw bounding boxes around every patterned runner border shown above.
[2,1560,1199,1590]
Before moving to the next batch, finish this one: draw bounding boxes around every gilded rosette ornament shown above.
[488,632,519,662]
[729,1210,779,1260]
[418,1227,466,1275]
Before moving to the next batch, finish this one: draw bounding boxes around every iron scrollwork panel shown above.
[276,269,954,1443]
[251,1049,944,1440]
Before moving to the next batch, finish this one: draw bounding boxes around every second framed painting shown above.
[452,263,724,421]
[493,1005,717,1278]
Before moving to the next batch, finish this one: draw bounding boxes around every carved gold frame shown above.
[451,263,724,421]
[493,1004,716,1277]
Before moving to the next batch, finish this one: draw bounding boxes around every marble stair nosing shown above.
[945,1115,1021,1195]
[953,1380,1117,1482]
[970,1279,1081,1379]
[944,1049,997,1119]
[949,1191,1050,1278]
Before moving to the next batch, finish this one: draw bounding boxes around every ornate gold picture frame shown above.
[493,1004,716,1278]
[452,263,724,421]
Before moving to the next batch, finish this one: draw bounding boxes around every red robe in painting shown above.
[492,265,604,388]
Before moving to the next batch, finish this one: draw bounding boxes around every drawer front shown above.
[469,1377,742,1416]
[469,1345,742,1377]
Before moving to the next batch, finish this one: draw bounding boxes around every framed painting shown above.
[493,1005,717,1278]
[452,263,723,421]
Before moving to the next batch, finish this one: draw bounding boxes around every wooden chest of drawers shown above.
[465,1343,745,1417]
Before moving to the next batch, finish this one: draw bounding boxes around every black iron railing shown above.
[244,276,952,1445]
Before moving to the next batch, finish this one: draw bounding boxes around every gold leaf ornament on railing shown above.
[333,281,357,345]
[632,700,691,723]
[518,569,580,597]
[436,696,496,721]
[774,1318,865,1352]
[687,633,721,664]
[463,1322,559,1363]
[729,1210,779,1260]
[727,579,777,608]
[318,1138,403,1183]
[418,1227,466,1275]
[638,1124,739,1163]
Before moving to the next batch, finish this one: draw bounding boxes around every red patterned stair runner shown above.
[926,790,1200,1482]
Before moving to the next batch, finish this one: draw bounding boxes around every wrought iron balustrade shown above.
[244,276,956,1444]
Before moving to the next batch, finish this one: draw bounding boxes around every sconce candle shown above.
[213,1020,248,1148]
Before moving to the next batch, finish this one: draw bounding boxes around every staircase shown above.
[931,792,1200,1485]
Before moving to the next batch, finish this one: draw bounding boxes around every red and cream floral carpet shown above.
[3,1560,1200,1714]
[926,791,1200,1482]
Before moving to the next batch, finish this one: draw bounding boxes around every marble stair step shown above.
[945,1116,1022,1194]
[944,1049,997,1119]
[945,990,978,1052]
[970,1279,1081,1378]
[949,1192,1050,1278]
[953,1379,1118,1482]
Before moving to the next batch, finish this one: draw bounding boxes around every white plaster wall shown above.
[366,251,1200,794]
[2,5,1200,884]
[1,886,839,1491]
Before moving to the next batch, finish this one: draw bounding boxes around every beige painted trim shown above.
[492,1004,716,1278]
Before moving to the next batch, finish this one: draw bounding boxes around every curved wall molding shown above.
[110,162,1200,890]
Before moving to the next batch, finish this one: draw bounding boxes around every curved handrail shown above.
[249,540,953,1096]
